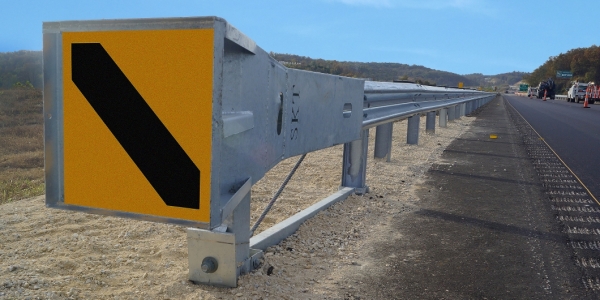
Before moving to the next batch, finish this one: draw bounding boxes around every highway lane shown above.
[505,94,600,202]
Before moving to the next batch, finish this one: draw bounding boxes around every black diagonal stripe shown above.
[71,43,200,209]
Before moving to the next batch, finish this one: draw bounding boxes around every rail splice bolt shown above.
[201,257,218,273]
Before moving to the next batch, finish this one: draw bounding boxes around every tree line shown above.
[271,52,525,89]
[523,45,600,93]
[0,51,43,89]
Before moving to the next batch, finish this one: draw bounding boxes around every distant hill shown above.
[463,72,528,88]
[0,51,43,89]
[271,53,526,88]
[272,52,474,87]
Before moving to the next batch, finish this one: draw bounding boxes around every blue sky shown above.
[2,0,598,75]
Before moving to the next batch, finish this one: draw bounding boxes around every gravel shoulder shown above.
[1,111,475,299]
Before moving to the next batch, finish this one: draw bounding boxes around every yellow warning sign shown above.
[62,29,213,223]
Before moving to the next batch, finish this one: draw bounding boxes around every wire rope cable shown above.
[250,153,307,237]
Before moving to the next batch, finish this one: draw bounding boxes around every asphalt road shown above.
[505,95,600,202]
[348,97,593,299]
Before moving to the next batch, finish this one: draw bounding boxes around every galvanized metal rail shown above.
[363,81,488,128]
[253,81,495,249]
[334,81,494,193]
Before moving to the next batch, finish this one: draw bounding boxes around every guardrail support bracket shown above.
[188,188,261,287]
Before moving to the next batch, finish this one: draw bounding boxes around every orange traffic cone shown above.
[584,86,591,108]
[543,90,547,101]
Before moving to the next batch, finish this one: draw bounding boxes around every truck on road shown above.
[567,82,594,104]
[527,87,538,98]
[537,78,555,99]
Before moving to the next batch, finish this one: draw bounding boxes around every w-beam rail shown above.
[253,83,494,251]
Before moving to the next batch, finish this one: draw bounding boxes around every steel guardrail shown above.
[362,81,493,128]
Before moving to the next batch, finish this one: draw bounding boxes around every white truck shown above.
[527,87,538,97]
[567,82,593,103]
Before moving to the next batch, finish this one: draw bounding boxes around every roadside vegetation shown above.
[0,87,44,205]
[0,50,43,89]
[271,52,525,89]
[523,45,600,93]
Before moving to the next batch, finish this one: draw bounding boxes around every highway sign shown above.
[519,84,529,92]
[557,71,573,78]
[61,29,214,223]
[458,82,464,89]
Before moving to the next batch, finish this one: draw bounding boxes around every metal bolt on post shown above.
[201,257,218,273]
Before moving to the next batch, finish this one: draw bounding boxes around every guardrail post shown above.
[447,106,456,122]
[374,123,393,161]
[460,103,466,117]
[426,111,436,135]
[467,101,473,114]
[453,105,460,120]
[407,114,420,145]
[342,129,369,194]
[439,108,447,128]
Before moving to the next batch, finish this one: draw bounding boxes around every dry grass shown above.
[0,88,44,205]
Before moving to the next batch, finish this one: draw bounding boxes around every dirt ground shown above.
[0,114,474,299]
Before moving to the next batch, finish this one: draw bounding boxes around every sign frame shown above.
[43,17,231,228]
